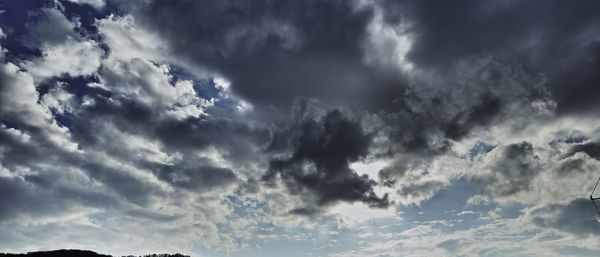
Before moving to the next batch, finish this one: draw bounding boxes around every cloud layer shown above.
[1,0,600,256]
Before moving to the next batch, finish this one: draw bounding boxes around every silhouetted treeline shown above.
[0,250,189,257]
[0,250,111,257]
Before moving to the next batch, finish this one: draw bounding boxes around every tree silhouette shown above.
[0,250,190,257]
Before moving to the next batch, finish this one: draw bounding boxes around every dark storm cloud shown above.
[442,93,502,140]
[0,0,576,220]
[376,56,549,192]
[128,0,563,209]
[378,109,450,157]
[531,198,600,237]
[147,162,238,192]
[0,126,51,167]
[154,115,267,153]
[81,162,161,206]
[131,0,408,111]
[381,0,600,114]
[0,176,68,221]
[382,0,600,70]
[553,41,600,114]
[470,141,541,197]
[567,142,600,160]
[263,108,389,210]
[0,165,124,222]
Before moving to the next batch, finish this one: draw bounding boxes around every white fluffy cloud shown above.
[98,14,171,63]
[23,39,103,80]
[21,7,103,81]
[63,0,105,9]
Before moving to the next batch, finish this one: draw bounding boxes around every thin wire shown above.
[593,199,600,217]
[591,176,600,197]
[590,176,600,217]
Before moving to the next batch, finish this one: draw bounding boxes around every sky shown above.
[1,0,600,256]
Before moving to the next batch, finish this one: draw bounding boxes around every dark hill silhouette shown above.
[0,249,189,257]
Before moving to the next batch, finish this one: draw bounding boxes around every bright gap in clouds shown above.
[329,201,397,224]
[320,160,398,224]
[350,159,397,209]
[350,159,387,179]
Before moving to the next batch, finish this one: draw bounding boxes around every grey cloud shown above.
[73,58,269,160]
[67,98,249,200]
[0,176,73,221]
[553,41,600,114]
[0,62,87,170]
[72,91,267,177]
[382,0,600,71]
[0,59,137,218]
[0,0,570,222]
[3,1,600,256]
[442,93,502,140]
[376,57,550,199]
[0,126,52,168]
[470,141,541,197]
[531,198,600,237]
[0,167,123,222]
[382,0,600,114]
[397,180,445,200]
[555,143,600,177]
[125,208,183,222]
[128,0,559,210]
[0,121,157,210]
[131,0,408,112]
[554,158,588,177]
[0,52,243,225]
[384,56,548,156]
[81,161,162,207]
[263,108,389,211]
[148,162,238,193]
[377,157,422,187]
[568,142,600,160]
[26,7,80,47]
[437,239,461,253]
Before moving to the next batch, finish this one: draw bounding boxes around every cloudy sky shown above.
[1,0,600,256]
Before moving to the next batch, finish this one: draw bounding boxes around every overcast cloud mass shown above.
[1,0,600,256]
